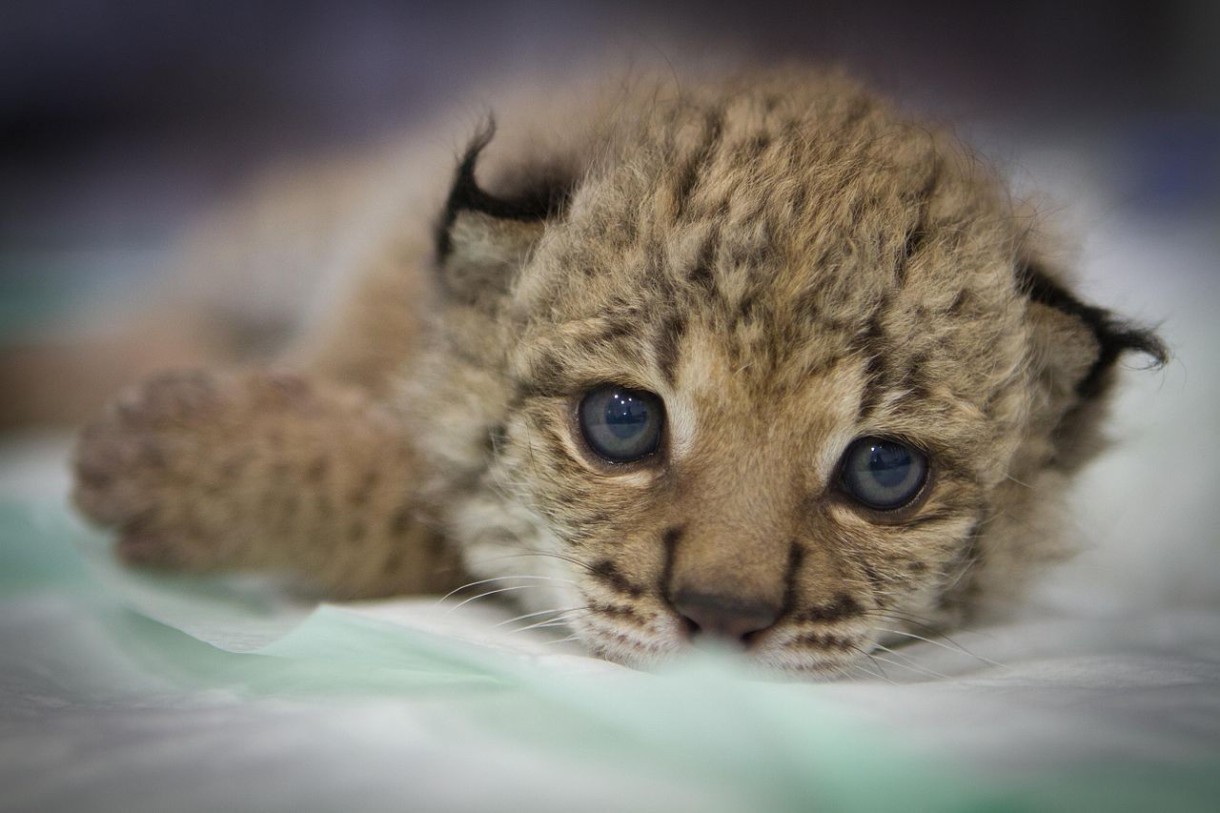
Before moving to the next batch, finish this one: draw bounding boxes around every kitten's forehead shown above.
[522,130,1023,382]
[526,83,1019,326]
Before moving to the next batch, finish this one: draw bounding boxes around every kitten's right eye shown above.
[578,386,664,463]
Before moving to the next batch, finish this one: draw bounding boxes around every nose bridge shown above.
[669,421,797,607]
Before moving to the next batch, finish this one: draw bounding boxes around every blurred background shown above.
[3,1,1217,249]
[2,1,1216,353]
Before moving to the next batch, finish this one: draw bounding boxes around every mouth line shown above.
[576,611,871,673]
[572,579,880,672]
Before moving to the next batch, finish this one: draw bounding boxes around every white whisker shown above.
[870,645,953,681]
[868,651,949,682]
[840,653,892,684]
[443,584,545,614]
[872,626,1003,667]
[432,573,579,610]
[1004,473,1033,490]
[509,613,590,635]
[541,634,585,646]
[493,605,585,629]
[477,550,596,574]
[436,575,564,602]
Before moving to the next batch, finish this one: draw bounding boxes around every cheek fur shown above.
[831,512,981,605]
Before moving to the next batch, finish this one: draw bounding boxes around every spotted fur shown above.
[72,67,1164,675]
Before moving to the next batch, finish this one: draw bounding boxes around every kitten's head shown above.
[421,71,1165,675]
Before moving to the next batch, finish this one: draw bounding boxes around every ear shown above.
[1020,261,1167,398]
[434,120,572,308]
[1019,256,1167,466]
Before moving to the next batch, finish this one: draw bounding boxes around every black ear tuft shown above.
[435,118,573,261]
[1019,263,1168,398]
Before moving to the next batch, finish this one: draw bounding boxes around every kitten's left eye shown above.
[839,437,928,511]
[578,385,664,463]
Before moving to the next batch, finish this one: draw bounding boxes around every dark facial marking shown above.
[589,559,646,598]
[898,228,926,282]
[730,291,760,331]
[672,110,725,221]
[852,310,891,420]
[654,314,687,387]
[660,526,683,599]
[687,228,720,293]
[589,602,646,625]
[780,541,806,618]
[791,632,856,652]
[947,289,970,316]
[798,593,863,623]
[896,156,941,284]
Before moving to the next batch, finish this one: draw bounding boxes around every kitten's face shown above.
[431,75,1159,674]
[482,116,1035,674]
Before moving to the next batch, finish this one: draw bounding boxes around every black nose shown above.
[672,590,780,646]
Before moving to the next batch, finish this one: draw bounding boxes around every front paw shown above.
[72,370,230,568]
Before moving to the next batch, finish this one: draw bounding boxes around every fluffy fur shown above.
[72,67,1164,675]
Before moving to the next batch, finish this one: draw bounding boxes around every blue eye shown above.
[579,386,664,463]
[840,438,928,511]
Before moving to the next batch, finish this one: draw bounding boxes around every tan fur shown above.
[72,67,1163,675]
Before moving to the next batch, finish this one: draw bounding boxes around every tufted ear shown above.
[1020,258,1167,466]
[434,121,573,309]
[1020,261,1167,398]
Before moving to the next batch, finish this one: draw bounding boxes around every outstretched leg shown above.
[73,369,464,598]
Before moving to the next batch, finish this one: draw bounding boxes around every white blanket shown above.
[1,182,1217,813]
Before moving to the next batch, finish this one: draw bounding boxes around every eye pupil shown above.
[579,386,664,463]
[840,438,928,511]
[868,444,912,488]
[604,392,650,440]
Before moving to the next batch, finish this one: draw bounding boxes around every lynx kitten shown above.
[73,68,1164,675]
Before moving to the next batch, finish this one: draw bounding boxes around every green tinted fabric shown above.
[2,497,1217,812]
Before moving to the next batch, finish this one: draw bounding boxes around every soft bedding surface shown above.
[1,482,1218,813]
[2,182,1219,812]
